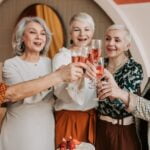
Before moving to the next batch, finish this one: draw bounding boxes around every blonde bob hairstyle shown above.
[69,12,95,32]
[12,16,52,56]
[105,24,132,44]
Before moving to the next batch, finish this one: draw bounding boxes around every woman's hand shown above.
[97,69,121,100]
[57,62,87,83]
[84,61,97,80]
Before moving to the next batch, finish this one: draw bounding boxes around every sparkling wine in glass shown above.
[79,46,89,63]
[88,57,104,90]
[96,57,104,79]
[71,50,81,63]
[88,39,102,63]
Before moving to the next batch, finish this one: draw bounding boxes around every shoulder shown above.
[124,57,143,82]
[4,56,18,63]
[52,47,71,70]
[3,56,20,67]
[40,56,51,64]
[53,47,71,60]
[127,57,143,73]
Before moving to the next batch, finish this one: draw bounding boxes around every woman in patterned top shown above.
[96,24,143,150]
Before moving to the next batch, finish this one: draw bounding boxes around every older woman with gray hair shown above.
[1,16,55,150]
[96,24,143,150]
[52,12,98,148]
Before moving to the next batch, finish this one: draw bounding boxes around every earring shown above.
[70,39,73,44]
[20,42,25,50]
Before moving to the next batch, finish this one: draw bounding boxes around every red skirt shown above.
[55,109,96,148]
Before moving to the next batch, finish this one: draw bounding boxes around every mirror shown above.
[17,4,65,58]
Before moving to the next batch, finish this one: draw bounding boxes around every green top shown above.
[97,57,143,119]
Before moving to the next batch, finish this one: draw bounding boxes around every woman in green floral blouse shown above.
[96,24,143,150]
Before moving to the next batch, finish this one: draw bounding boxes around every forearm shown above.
[5,70,63,101]
[117,90,150,121]
[117,89,150,121]
[131,96,150,121]
[116,88,138,111]
[117,89,129,106]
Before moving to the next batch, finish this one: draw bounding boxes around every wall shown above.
[116,1,150,87]
[120,2,150,74]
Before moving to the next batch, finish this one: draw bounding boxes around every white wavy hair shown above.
[12,16,52,56]
[69,12,95,32]
[105,24,132,44]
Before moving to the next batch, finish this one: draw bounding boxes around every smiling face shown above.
[104,29,130,59]
[22,22,47,54]
[70,20,94,47]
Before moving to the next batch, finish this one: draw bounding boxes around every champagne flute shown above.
[71,50,81,63]
[93,57,105,100]
[71,47,89,63]
[79,46,89,63]
[88,39,102,63]
[71,47,89,75]
[88,39,102,88]
[88,57,104,89]
[96,57,104,79]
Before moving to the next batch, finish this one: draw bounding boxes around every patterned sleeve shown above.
[0,83,8,103]
[123,61,143,95]
[133,96,150,121]
[129,63,143,94]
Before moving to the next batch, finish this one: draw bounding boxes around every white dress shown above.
[1,56,55,150]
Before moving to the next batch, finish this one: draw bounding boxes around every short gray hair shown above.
[12,16,52,56]
[69,12,95,32]
[105,24,132,44]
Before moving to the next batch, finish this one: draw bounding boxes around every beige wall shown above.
[0,0,112,62]
[120,3,150,75]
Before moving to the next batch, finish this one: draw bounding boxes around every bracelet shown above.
[125,92,131,109]
[0,83,8,103]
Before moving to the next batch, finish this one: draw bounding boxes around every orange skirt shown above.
[55,109,96,148]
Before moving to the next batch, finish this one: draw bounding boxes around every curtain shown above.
[36,4,64,58]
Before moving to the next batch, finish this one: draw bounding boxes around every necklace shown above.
[107,57,128,74]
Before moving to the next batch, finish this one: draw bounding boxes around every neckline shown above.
[16,56,41,65]
[107,57,129,74]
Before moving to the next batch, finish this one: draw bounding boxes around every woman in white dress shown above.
[1,16,55,150]
[52,12,98,148]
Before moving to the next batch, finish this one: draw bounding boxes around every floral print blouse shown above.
[97,57,143,119]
